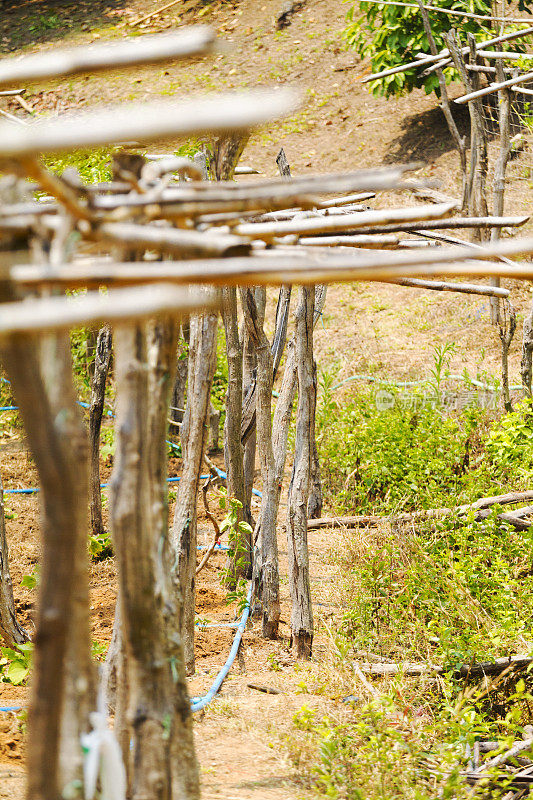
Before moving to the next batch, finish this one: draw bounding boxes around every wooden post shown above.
[521,300,533,395]
[416,2,468,211]
[110,320,199,800]
[171,309,218,674]
[0,325,92,800]
[497,299,517,412]
[446,31,488,222]
[240,288,280,640]
[307,359,323,520]
[0,474,29,646]
[287,286,315,659]
[490,60,511,323]
[222,288,251,576]
[468,33,489,223]
[276,148,292,179]
[89,325,112,540]
[242,288,267,531]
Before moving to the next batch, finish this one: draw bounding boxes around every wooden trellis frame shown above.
[3,23,533,800]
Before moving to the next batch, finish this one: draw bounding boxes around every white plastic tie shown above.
[81,711,126,800]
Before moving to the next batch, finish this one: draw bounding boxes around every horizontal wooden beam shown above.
[9,235,533,291]
[0,89,298,158]
[235,202,457,241]
[390,277,509,296]
[454,70,533,104]
[0,27,217,89]
[0,284,216,336]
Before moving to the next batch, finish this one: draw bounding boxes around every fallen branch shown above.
[246,683,281,694]
[308,492,533,529]
[360,655,533,678]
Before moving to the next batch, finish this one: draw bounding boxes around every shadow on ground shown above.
[383,101,472,164]
[0,0,127,53]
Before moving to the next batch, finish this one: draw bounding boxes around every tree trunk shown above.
[0,474,28,646]
[307,365,323,521]
[110,321,199,800]
[272,287,326,497]
[222,288,250,576]
[211,134,250,181]
[89,325,112,539]
[287,286,315,659]
[170,325,189,426]
[522,298,533,396]
[0,192,93,800]
[39,332,96,796]
[171,309,218,675]
[0,327,92,800]
[240,289,280,640]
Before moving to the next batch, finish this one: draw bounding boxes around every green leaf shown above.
[5,661,29,685]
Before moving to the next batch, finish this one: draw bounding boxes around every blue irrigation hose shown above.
[1,420,259,714]
[190,581,253,713]
[0,401,181,455]
[6,475,212,495]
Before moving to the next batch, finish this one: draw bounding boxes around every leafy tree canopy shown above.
[344,0,532,99]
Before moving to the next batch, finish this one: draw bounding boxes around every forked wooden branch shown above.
[196,477,221,576]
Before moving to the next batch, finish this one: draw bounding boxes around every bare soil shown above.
[1,0,533,795]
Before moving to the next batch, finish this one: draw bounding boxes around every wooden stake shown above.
[287,286,315,659]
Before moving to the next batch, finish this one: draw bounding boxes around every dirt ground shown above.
[1,0,533,796]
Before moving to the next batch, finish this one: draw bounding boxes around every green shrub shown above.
[343,1,531,99]
[318,384,484,514]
